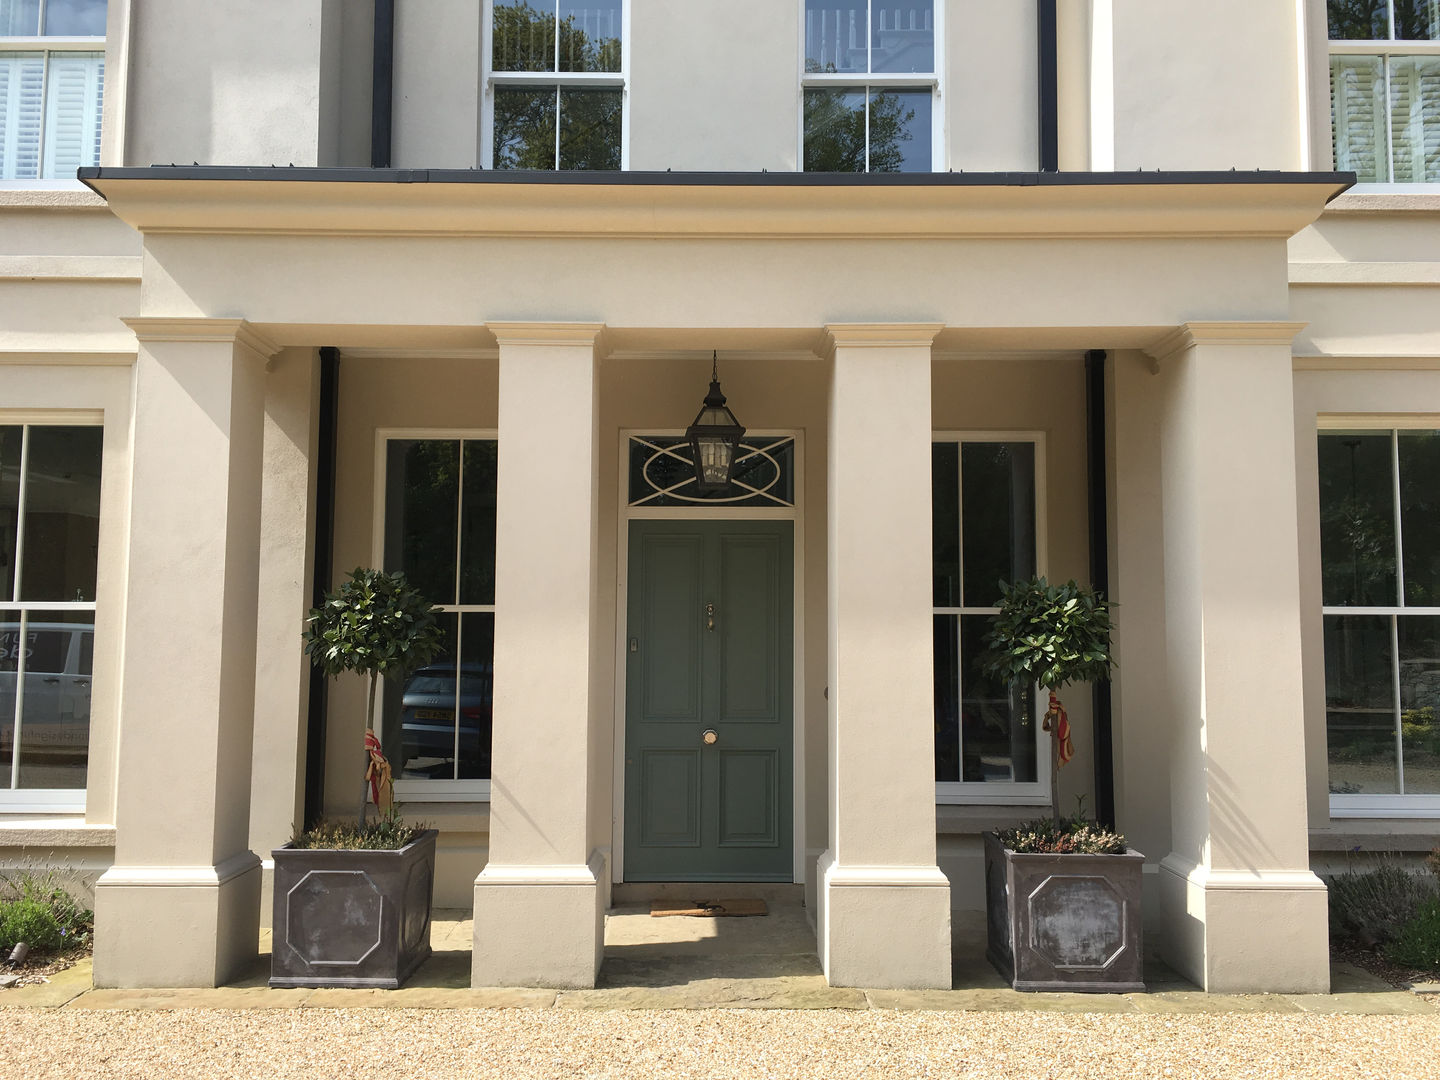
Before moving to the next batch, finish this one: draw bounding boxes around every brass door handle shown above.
[702,729,718,746]
[706,602,715,631]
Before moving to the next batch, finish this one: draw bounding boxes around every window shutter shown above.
[1331,54,1387,182]
[1389,55,1440,183]
[0,52,43,179]
[42,52,103,179]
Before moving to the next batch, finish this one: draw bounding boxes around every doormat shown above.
[650,899,768,918]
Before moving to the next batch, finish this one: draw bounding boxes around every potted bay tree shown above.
[978,576,1144,993]
[269,568,445,990]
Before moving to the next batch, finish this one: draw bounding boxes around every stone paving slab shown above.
[67,987,315,1010]
[864,988,1029,1012]
[1289,990,1440,1015]
[555,980,870,1010]
[1127,991,1303,1014]
[0,960,93,1008]
[303,986,557,1009]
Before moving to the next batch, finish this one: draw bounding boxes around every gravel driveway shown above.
[6,1008,1439,1079]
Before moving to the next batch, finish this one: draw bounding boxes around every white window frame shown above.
[933,430,1050,805]
[479,0,629,171]
[1320,419,1440,818]
[1,417,101,814]
[1328,0,1440,188]
[0,0,105,187]
[798,0,945,172]
[372,428,497,803]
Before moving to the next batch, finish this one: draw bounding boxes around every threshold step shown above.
[611,882,804,905]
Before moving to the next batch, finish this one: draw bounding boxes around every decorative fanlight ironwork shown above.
[685,352,745,494]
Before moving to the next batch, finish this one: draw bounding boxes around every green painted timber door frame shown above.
[623,519,794,882]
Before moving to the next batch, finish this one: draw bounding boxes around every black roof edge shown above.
[77,165,1357,198]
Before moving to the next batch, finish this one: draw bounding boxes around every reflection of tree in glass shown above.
[395,441,459,604]
[493,2,621,170]
[803,90,914,172]
[1327,0,1388,39]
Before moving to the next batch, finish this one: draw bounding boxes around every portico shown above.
[73,167,1344,992]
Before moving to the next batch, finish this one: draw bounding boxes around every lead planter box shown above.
[983,831,1145,993]
[270,829,437,989]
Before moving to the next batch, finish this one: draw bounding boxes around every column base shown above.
[93,852,261,988]
[817,851,952,989]
[472,852,605,989]
[1159,854,1330,993]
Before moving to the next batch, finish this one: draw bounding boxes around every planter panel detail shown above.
[270,829,437,989]
[983,831,1145,993]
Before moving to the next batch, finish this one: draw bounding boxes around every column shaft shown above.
[1152,323,1328,993]
[818,324,950,990]
[473,323,604,989]
[94,318,275,988]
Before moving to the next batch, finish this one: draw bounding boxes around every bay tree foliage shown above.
[982,576,1114,824]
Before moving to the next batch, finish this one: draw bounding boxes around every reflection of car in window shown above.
[398,662,492,780]
[0,622,95,761]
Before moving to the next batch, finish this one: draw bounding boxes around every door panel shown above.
[637,534,703,723]
[718,534,782,722]
[717,749,778,847]
[624,520,793,881]
[638,749,701,847]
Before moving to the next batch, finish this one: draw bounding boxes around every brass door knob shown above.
[702,729,719,746]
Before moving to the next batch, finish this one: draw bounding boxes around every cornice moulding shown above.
[1145,321,1308,366]
[487,321,606,347]
[84,177,1345,242]
[123,317,282,363]
[825,323,945,351]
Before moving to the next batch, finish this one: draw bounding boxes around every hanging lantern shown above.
[685,352,745,494]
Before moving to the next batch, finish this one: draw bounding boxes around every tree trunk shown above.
[358,671,377,827]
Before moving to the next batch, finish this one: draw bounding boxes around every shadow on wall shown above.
[1204,753,1284,872]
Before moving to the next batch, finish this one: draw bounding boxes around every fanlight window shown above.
[627,435,795,508]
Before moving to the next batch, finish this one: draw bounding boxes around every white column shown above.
[94,318,277,988]
[473,323,605,989]
[248,349,319,924]
[1149,322,1329,994]
[818,324,951,990]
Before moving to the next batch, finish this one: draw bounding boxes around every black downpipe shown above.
[303,348,341,828]
[1037,0,1059,172]
[1085,349,1116,829]
[371,0,395,169]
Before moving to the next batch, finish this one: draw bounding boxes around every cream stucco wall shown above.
[122,0,360,168]
[946,2,1037,172]
[628,0,799,172]
[394,0,480,169]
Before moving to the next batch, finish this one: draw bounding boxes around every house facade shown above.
[1,0,1436,993]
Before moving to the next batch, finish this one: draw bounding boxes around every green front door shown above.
[624,519,793,881]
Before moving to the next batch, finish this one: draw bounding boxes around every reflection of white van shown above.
[0,622,94,760]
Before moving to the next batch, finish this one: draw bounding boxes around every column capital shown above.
[823,323,944,353]
[1144,321,1307,368]
[123,317,281,366]
[487,321,606,348]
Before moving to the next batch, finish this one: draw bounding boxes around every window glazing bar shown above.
[8,608,27,790]
[11,426,29,601]
[1391,612,1405,793]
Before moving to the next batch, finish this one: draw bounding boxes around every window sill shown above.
[936,803,1052,836]
[394,779,490,803]
[1312,822,1440,851]
[0,817,113,848]
[0,183,106,209]
[1325,187,1440,214]
[1330,794,1440,819]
